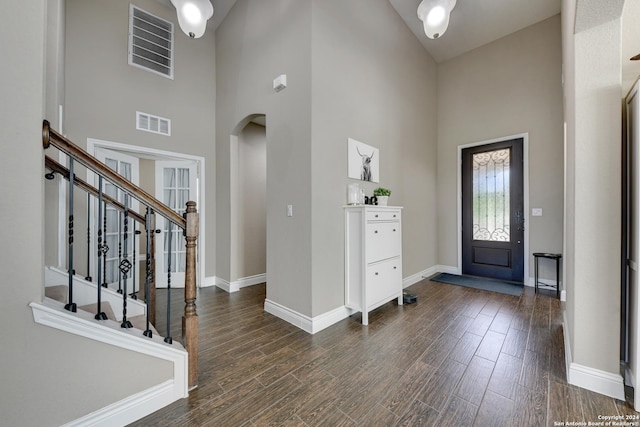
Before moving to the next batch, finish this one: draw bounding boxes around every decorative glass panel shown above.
[473,148,510,242]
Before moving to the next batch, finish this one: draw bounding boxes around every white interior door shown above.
[94,148,140,290]
[155,160,198,288]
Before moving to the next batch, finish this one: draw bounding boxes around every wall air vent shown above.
[129,5,174,79]
[137,111,171,136]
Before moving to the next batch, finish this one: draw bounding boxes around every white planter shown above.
[377,196,389,206]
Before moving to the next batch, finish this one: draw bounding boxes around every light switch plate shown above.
[532,208,543,217]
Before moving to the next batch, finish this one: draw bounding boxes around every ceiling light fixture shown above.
[171,0,214,39]
[417,0,457,40]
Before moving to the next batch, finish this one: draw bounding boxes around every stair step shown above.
[78,302,116,321]
[45,285,68,304]
[129,315,159,335]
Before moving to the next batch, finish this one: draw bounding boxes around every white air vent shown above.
[129,5,174,79]
[137,111,171,136]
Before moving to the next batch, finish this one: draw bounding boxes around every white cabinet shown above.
[345,206,403,325]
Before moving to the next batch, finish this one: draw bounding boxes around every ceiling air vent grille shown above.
[137,111,171,136]
[128,5,174,79]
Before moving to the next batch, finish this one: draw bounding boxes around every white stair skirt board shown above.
[31,299,188,425]
[216,274,266,293]
[562,311,625,400]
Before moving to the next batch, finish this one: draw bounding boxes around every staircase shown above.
[32,121,201,425]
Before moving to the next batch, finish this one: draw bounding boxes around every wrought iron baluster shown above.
[65,159,77,313]
[95,177,107,320]
[102,200,108,288]
[164,221,173,344]
[131,226,140,300]
[117,211,123,294]
[85,193,92,281]
[120,195,133,329]
[143,207,153,338]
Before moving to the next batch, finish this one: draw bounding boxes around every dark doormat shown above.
[430,273,523,297]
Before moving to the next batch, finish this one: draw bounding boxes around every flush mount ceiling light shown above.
[171,0,214,39]
[417,0,457,40]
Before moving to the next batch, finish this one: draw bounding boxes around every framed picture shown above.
[348,138,379,183]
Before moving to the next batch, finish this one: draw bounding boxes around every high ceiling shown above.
[170,0,561,64]
[388,0,561,63]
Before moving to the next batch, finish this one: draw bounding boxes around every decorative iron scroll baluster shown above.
[120,196,133,329]
[95,177,107,321]
[65,159,77,313]
[117,211,123,294]
[143,208,153,338]
[131,227,140,300]
[164,222,173,344]
[85,193,92,281]
[102,200,108,288]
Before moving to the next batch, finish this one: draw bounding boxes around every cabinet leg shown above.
[362,310,368,326]
[398,294,403,305]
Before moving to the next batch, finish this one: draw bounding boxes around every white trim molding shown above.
[264,299,356,335]
[30,299,188,426]
[216,274,267,293]
[202,276,216,288]
[563,311,625,400]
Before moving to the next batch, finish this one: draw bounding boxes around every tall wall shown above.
[63,0,216,278]
[566,1,624,380]
[310,0,438,316]
[216,0,313,314]
[0,1,173,425]
[437,16,564,282]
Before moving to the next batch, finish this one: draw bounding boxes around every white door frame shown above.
[456,132,530,284]
[86,138,206,289]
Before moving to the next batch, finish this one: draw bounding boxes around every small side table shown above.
[533,252,562,299]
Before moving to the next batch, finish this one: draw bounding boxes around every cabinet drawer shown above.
[366,257,402,307]
[366,209,401,222]
[366,221,401,263]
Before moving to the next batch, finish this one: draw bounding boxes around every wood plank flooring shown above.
[130,279,637,426]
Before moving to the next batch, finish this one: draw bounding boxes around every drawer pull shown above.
[374,230,378,234]
[393,229,396,232]
[393,214,397,217]
[375,214,379,218]
[375,272,379,275]
[393,266,397,269]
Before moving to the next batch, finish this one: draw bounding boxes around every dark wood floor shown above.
[131,279,637,426]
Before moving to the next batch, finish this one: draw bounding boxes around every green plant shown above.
[373,187,391,197]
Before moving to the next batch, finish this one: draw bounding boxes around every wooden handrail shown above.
[45,156,146,224]
[43,120,185,229]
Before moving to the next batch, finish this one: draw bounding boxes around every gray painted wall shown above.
[437,16,564,282]
[63,0,216,278]
[1,1,173,425]
[216,0,313,315]
[232,123,267,280]
[310,0,438,316]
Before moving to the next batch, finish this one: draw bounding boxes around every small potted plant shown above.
[373,187,391,206]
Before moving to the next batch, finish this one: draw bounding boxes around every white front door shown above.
[94,148,140,290]
[155,160,198,288]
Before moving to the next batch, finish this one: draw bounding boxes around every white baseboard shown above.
[527,276,566,301]
[31,300,188,425]
[264,299,355,335]
[436,265,459,275]
[563,310,625,400]
[201,276,216,288]
[61,380,177,427]
[215,274,266,293]
[403,266,438,288]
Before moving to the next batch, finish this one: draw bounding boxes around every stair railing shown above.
[42,120,199,388]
